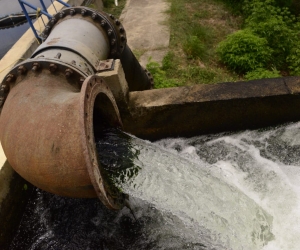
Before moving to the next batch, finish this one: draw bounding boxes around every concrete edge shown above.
[123,76,300,140]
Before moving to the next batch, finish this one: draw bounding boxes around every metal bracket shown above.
[96,59,115,72]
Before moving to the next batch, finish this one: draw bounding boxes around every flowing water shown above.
[9,122,300,249]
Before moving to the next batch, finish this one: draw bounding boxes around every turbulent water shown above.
[10,122,300,249]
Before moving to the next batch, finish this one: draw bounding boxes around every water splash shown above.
[97,128,274,249]
[10,122,300,249]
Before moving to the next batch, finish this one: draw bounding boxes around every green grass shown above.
[147,0,243,88]
[102,0,126,17]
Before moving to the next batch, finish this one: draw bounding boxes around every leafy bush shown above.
[287,42,300,75]
[216,29,273,74]
[245,68,281,80]
[244,0,298,68]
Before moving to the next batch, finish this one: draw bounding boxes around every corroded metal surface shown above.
[0,73,124,209]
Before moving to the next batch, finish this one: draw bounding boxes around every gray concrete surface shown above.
[120,0,170,67]
[123,77,300,140]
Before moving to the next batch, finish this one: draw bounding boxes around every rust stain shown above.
[47,37,60,45]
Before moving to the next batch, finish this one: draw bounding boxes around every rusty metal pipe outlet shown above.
[0,7,152,210]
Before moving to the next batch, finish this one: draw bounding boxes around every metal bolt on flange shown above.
[49,63,58,73]
[92,13,97,19]
[70,9,75,15]
[17,66,27,75]
[6,74,15,83]
[65,68,73,78]
[79,77,85,84]
[101,20,106,27]
[32,63,41,72]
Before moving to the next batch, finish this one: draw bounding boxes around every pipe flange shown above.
[81,75,125,209]
[143,67,154,89]
[0,58,89,108]
[42,7,127,59]
[0,74,16,108]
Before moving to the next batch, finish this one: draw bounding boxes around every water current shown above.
[9,122,300,249]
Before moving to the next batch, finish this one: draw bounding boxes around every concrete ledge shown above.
[123,77,300,140]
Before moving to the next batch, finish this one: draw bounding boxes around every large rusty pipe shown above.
[0,7,153,209]
[0,73,125,209]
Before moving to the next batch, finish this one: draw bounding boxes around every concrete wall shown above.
[124,76,300,140]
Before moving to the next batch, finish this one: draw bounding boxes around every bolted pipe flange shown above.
[39,7,127,59]
[81,75,125,209]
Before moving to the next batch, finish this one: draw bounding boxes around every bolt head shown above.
[49,63,57,73]
[70,9,75,15]
[17,66,27,75]
[32,63,40,72]
[120,35,126,42]
[6,74,15,83]
[65,69,73,78]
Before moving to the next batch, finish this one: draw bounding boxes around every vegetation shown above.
[102,0,126,17]
[146,0,300,88]
[217,0,300,79]
[147,0,242,89]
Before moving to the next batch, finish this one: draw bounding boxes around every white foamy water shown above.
[11,122,300,250]
[105,122,300,250]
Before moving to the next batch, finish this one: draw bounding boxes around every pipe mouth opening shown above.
[81,75,125,210]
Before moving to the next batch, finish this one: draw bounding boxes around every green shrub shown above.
[216,29,273,74]
[287,43,300,75]
[245,68,281,80]
[244,0,298,68]
[146,61,182,89]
